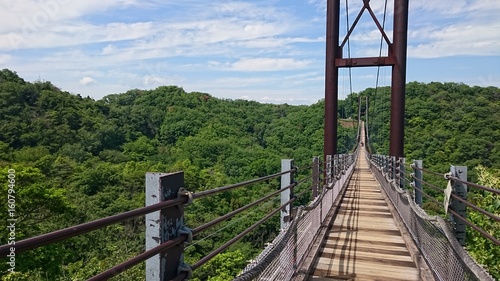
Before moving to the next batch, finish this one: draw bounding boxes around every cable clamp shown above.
[178,225,193,243]
[177,262,193,279]
[178,188,193,207]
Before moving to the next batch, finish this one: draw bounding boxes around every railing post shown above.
[340,154,344,177]
[312,157,320,198]
[326,155,333,188]
[399,157,405,190]
[450,166,468,246]
[281,159,294,229]
[388,156,391,177]
[146,172,186,281]
[413,160,423,207]
[334,154,339,180]
[383,156,388,176]
[391,156,396,181]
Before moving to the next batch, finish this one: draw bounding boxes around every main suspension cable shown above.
[345,0,353,97]
[374,0,389,151]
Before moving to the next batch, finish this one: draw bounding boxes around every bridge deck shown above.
[309,146,420,281]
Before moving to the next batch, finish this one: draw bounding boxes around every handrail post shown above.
[146,172,186,280]
[388,156,393,179]
[334,154,339,180]
[312,157,320,198]
[281,159,294,229]
[326,155,333,188]
[339,154,344,177]
[384,155,388,176]
[450,166,468,246]
[413,160,423,207]
[399,157,405,190]
[391,156,397,181]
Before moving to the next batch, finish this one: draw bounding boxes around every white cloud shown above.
[0,21,158,50]
[143,75,184,87]
[1,0,499,104]
[79,76,96,86]
[409,23,500,58]
[0,0,148,33]
[411,0,500,17]
[230,58,312,72]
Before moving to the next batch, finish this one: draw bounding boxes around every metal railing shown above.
[367,153,496,281]
[235,152,358,280]
[0,151,358,281]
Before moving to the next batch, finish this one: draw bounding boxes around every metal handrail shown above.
[172,197,298,281]
[194,168,297,199]
[446,175,500,195]
[369,152,500,246]
[0,197,188,255]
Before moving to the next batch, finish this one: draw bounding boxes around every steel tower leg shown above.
[389,0,409,157]
[324,0,341,161]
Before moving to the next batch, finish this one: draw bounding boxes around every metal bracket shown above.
[178,226,193,243]
[177,262,193,279]
[178,187,193,207]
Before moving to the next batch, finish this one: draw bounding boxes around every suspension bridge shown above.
[1,0,499,280]
[1,121,497,281]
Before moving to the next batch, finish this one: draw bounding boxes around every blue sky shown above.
[1,0,499,105]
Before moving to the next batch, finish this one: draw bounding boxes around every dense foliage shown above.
[1,69,498,280]
[0,69,356,280]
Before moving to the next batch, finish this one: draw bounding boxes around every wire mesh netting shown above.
[234,154,356,281]
[370,157,494,281]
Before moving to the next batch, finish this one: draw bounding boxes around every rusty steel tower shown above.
[324,0,409,159]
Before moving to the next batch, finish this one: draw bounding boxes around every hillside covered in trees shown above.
[0,69,355,280]
[0,69,499,280]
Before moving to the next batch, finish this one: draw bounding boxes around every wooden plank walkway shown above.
[308,144,420,281]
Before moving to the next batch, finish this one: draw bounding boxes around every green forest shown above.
[0,69,499,280]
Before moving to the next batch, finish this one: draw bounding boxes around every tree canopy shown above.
[1,69,498,280]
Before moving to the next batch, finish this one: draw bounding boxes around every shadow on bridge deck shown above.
[308,146,420,281]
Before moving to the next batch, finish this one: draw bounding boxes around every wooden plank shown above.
[309,133,420,281]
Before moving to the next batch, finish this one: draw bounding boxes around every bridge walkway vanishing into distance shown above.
[0,122,498,281]
[308,127,421,280]
[2,0,500,278]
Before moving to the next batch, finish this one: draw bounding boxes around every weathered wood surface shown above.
[309,146,420,281]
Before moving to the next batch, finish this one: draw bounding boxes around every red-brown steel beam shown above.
[335,56,395,67]
[389,0,409,158]
[324,0,408,161]
[324,0,341,160]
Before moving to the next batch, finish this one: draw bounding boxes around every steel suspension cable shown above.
[345,0,353,97]
[373,0,388,150]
